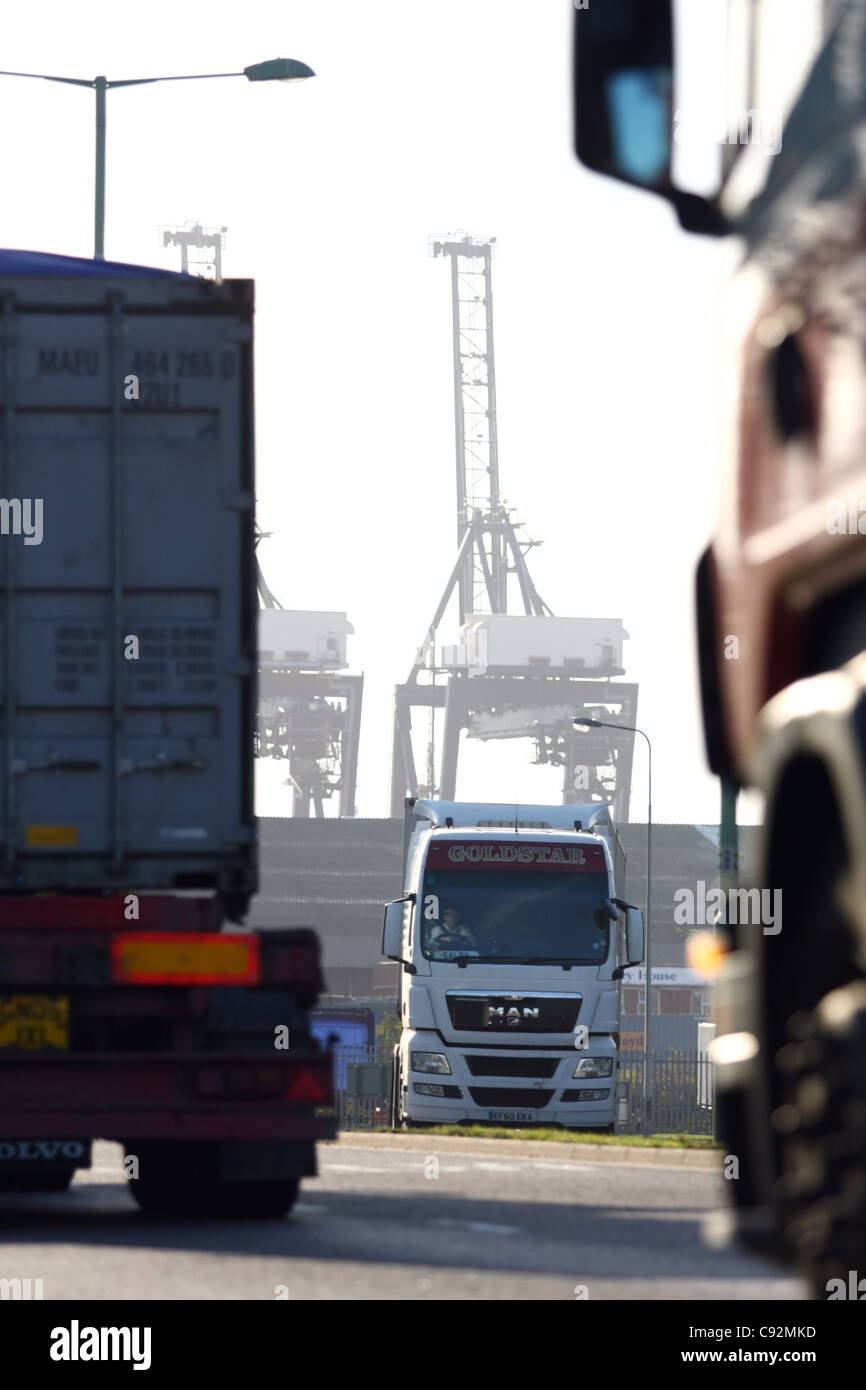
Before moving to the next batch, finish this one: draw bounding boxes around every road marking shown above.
[322,1163,401,1173]
[323,1159,471,1174]
[428,1217,520,1236]
[470,1158,603,1174]
[294,1203,328,1214]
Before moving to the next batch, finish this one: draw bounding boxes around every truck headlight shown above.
[411,1051,452,1075]
[572,1057,614,1079]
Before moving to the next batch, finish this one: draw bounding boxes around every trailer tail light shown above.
[193,1064,331,1103]
[111,933,260,985]
[194,1065,284,1099]
[285,1068,330,1104]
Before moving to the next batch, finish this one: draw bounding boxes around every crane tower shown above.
[436,236,550,624]
[390,234,639,817]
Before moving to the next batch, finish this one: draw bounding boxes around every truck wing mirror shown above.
[625,906,645,967]
[610,899,645,967]
[382,898,412,962]
[573,0,727,236]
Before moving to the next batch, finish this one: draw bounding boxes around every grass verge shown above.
[389,1126,720,1149]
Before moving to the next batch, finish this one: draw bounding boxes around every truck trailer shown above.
[383,799,644,1130]
[0,248,333,1217]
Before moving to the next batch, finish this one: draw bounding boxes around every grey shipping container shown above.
[0,252,256,917]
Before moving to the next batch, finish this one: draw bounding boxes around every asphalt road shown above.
[0,1140,807,1300]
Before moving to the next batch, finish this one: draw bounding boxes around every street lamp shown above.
[0,59,315,259]
[573,714,654,1133]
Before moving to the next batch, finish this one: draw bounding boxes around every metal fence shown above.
[325,1043,714,1135]
[328,1042,393,1130]
[618,1051,715,1136]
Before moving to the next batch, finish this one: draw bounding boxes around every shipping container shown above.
[0,252,256,916]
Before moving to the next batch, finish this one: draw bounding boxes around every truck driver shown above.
[429,908,477,951]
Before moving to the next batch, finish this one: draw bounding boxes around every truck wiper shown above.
[441,954,529,967]
[448,954,578,969]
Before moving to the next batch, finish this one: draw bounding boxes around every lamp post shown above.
[573,714,653,1133]
[0,59,315,259]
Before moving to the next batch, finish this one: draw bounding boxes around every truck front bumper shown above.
[401,1032,616,1127]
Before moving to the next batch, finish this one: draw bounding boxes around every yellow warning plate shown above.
[0,995,69,1050]
[26,826,78,848]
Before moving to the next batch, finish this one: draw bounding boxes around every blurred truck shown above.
[0,249,332,1217]
[383,799,644,1130]
[574,0,866,1281]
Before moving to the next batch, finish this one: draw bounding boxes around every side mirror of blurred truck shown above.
[573,0,727,235]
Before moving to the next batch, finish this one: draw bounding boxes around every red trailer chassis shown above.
[0,895,335,1216]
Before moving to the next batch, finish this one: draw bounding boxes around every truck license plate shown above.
[0,996,69,1050]
[488,1109,534,1123]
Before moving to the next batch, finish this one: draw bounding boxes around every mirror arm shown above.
[669,187,730,237]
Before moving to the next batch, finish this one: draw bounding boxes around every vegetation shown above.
[376,1012,402,1052]
[391,1125,721,1149]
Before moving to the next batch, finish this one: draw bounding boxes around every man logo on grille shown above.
[487,1005,540,1026]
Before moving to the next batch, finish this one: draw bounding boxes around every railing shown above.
[325,1043,715,1135]
[617,1050,715,1136]
[327,1042,393,1129]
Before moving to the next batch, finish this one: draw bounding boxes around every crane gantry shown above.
[390,234,638,818]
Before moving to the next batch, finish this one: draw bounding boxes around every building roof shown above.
[249,818,762,971]
[0,248,184,277]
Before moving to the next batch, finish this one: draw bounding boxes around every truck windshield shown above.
[420,868,611,965]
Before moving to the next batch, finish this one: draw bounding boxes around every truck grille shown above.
[447,992,580,1032]
[468,1087,554,1108]
[465,1056,558,1078]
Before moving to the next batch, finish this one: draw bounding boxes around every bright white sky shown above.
[4,0,821,824]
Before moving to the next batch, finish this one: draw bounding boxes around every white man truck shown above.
[383,800,645,1130]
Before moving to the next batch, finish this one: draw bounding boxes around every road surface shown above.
[0,1140,806,1300]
